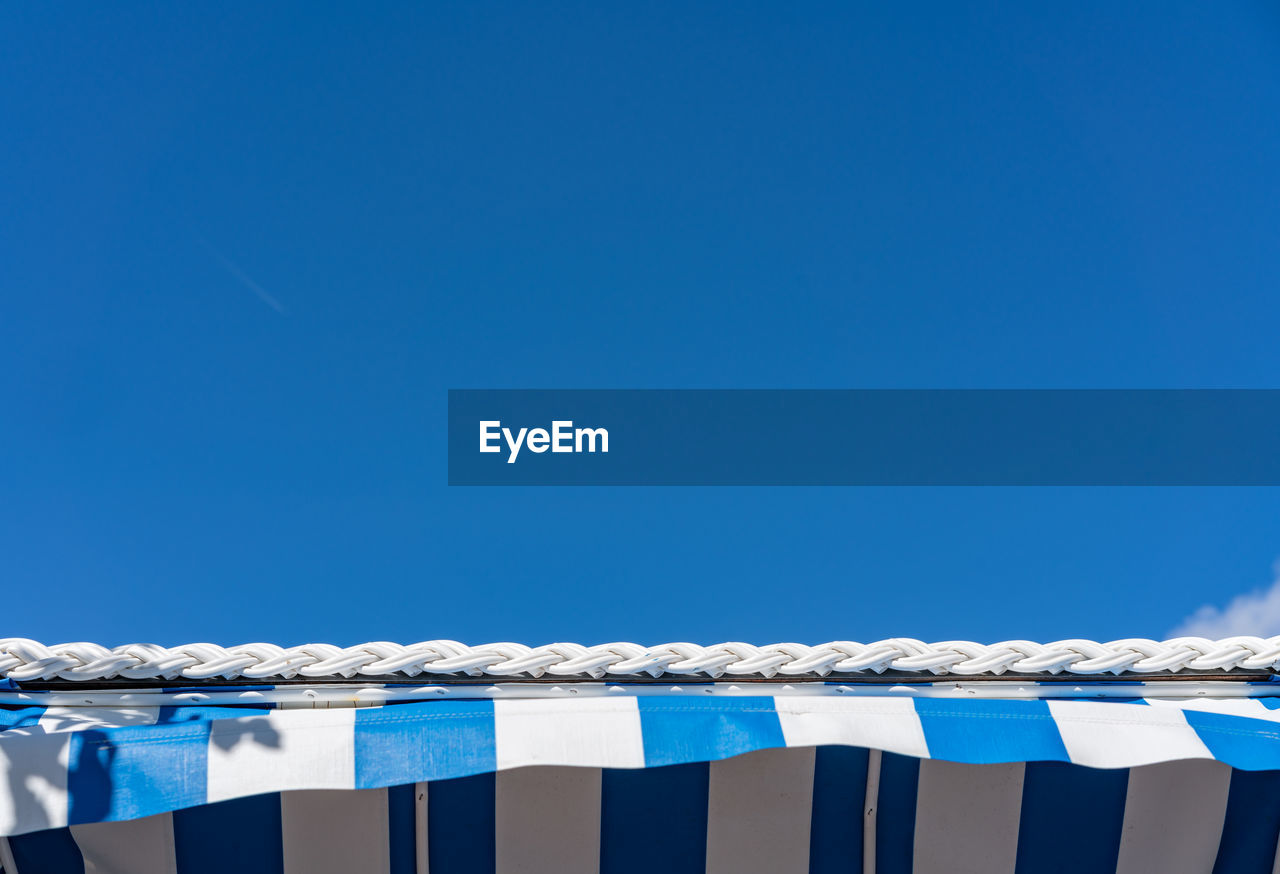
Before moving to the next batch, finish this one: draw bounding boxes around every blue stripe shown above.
[0,706,44,730]
[354,700,496,787]
[388,783,418,874]
[600,763,709,874]
[874,753,919,874]
[1212,769,1280,874]
[809,746,868,874]
[7,828,84,874]
[67,708,213,825]
[157,704,275,722]
[173,792,284,874]
[636,696,785,767]
[1183,709,1280,771]
[427,772,495,874]
[1015,762,1128,874]
[915,698,1070,764]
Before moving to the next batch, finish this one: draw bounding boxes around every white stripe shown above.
[705,747,815,874]
[1148,697,1280,722]
[71,812,177,874]
[912,761,1023,874]
[1048,700,1213,768]
[862,749,880,874]
[495,767,601,874]
[281,789,389,874]
[37,708,160,733]
[0,837,19,874]
[0,729,69,834]
[493,698,644,769]
[206,708,356,803]
[1114,759,1231,874]
[775,696,930,758]
[416,782,428,874]
[0,707,162,835]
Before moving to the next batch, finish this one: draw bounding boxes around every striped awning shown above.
[4,690,1280,873]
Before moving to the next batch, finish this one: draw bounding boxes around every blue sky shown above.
[4,3,1280,647]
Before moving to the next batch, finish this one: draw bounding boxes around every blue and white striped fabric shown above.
[3,694,1280,873]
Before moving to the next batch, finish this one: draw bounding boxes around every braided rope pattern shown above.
[3,637,1280,682]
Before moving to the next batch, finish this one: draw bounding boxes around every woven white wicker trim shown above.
[3,637,1280,682]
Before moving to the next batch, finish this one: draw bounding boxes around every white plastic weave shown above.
[3,637,1280,682]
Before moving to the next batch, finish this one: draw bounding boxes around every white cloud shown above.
[1169,561,1280,638]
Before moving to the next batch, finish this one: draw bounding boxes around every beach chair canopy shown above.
[3,637,1280,874]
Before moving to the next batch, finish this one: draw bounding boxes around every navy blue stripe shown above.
[809,746,868,874]
[7,828,85,874]
[1015,762,1128,874]
[636,697,786,767]
[600,763,709,874]
[388,783,418,874]
[1213,769,1280,874]
[427,772,496,874]
[874,753,919,874]
[173,792,284,874]
[914,698,1070,764]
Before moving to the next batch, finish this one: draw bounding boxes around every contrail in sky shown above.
[198,237,287,314]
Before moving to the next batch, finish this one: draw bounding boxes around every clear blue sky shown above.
[4,3,1280,647]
